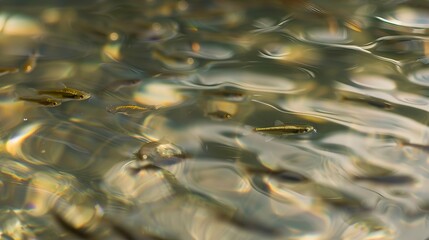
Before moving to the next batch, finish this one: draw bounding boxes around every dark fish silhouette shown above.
[254,125,315,135]
[353,174,415,185]
[340,95,393,110]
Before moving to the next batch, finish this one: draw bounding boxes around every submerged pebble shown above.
[136,140,187,165]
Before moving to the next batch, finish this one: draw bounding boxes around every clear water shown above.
[1,0,429,239]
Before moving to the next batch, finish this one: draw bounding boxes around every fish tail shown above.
[106,105,116,113]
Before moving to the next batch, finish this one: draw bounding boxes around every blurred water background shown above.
[1,0,429,239]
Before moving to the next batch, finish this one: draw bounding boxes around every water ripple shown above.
[377,7,429,29]
[1,0,429,239]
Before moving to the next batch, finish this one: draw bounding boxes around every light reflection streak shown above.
[6,122,43,164]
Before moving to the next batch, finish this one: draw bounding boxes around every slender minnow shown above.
[341,95,393,110]
[38,87,91,100]
[104,78,143,92]
[22,51,38,73]
[353,174,415,185]
[254,125,315,135]
[107,105,157,115]
[18,96,62,107]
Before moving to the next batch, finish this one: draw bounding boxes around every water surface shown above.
[1,0,429,239]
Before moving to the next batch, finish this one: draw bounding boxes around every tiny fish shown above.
[22,51,38,73]
[353,174,415,185]
[38,87,91,100]
[206,110,232,120]
[18,96,62,107]
[340,95,393,110]
[315,185,370,213]
[105,78,143,92]
[254,125,315,135]
[247,168,309,183]
[107,105,156,115]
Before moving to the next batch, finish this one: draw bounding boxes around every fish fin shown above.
[106,105,115,113]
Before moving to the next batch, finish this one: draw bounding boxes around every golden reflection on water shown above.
[1,0,429,239]
[6,122,42,162]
